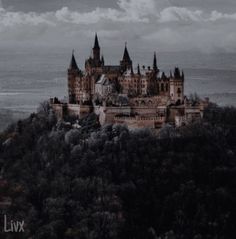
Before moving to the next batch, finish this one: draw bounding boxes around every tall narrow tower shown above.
[120,43,133,72]
[153,52,159,73]
[169,67,184,104]
[68,51,80,104]
[93,33,101,65]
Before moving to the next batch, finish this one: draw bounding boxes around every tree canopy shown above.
[0,105,235,239]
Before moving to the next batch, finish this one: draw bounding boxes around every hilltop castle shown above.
[51,34,209,129]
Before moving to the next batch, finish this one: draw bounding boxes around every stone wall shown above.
[114,115,165,129]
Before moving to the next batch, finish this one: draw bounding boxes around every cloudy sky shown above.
[0,0,235,52]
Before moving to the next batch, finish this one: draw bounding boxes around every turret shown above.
[68,51,81,104]
[101,55,105,66]
[93,33,100,62]
[169,67,184,104]
[137,64,141,75]
[181,70,185,79]
[153,52,159,73]
[120,43,133,72]
[69,50,79,70]
[174,67,181,78]
[161,72,167,80]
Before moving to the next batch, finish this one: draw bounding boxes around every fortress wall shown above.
[67,104,81,117]
[168,106,185,123]
[131,107,157,115]
[51,104,64,119]
[98,106,131,125]
[114,118,164,129]
[79,105,93,118]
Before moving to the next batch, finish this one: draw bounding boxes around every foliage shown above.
[0,106,235,238]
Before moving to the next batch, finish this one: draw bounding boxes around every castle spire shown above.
[93,33,101,63]
[122,42,131,62]
[137,64,141,75]
[174,67,181,78]
[120,42,132,71]
[69,50,79,70]
[93,33,100,49]
[153,51,158,72]
[182,70,185,79]
[101,55,105,66]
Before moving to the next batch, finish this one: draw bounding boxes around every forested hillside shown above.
[0,105,235,239]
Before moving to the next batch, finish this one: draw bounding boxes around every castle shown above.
[51,34,209,129]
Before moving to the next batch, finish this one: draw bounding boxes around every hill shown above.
[0,105,235,238]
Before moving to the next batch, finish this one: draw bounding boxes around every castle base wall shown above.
[114,115,165,129]
[51,103,93,119]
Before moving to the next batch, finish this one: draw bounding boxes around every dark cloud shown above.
[3,0,236,13]
[2,0,117,12]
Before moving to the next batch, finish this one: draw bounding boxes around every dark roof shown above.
[137,64,141,75]
[174,67,181,78]
[102,65,121,72]
[153,52,158,71]
[93,33,100,49]
[69,53,79,70]
[122,44,131,62]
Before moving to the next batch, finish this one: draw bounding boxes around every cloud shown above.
[0,8,54,27]
[55,0,159,24]
[0,1,235,28]
[209,10,236,21]
[55,6,150,24]
[0,0,156,29]
[118,0,157,18]
[158,7,236,23]
[0,0,235,53]
[159,7,203,23]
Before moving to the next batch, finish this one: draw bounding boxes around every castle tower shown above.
[120,43,133,72]
[68,51,81,104]
[137,64,141,75]
[153,52,159,73]
[93,33,101,66]
[169,67,184,104]
[101,55,105,66]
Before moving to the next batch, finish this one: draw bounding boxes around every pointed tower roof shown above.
[153,51,158,72]
[174,67,181,78]
[69,50,79,70]
[101,55,105,64]
[161,72,167,79]
[93,33,100,49]
[122,42,131,62]
[137,64,141,75]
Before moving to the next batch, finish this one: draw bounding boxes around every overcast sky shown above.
[0,0,235,53]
